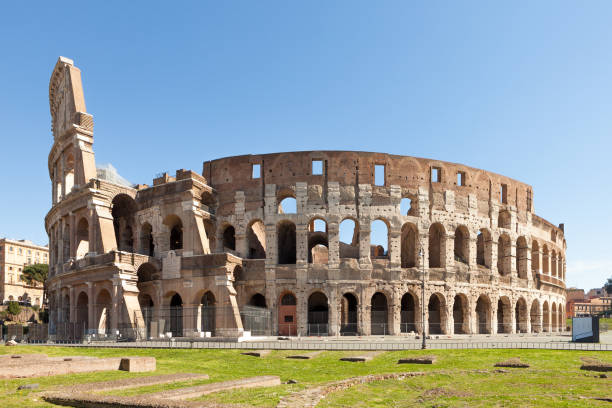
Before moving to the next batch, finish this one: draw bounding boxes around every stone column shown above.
[360,291,371,335]
[297,291,308,336]
[110,278,121,337]
[509,240,517,277]
[69,213,76,259]
[235,233,247,258]
[390,290,401,335]
[358,220,371,268]
[69,285,76,323]
[491,234,499,275]
[418,233,428,269]
[296,223,308,266]
[510,299,516,334]
[468,237,477,270]
[327,221,340,268]
[491,298,498,335]
[444,233,454,269]
[388,229,401,268]
[328,287,339,336]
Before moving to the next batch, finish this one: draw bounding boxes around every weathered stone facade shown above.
[46,57,566,340]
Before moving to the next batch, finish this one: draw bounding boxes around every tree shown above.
[605,277,612,296]
[7,301,21,317]
[20,264,49,306]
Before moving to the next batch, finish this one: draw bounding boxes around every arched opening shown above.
[163,215,183,251]
[339,218,359,259]
[76,217,89,259]
[307,292,328,336]
[278,197,297,214]
[551,250,557,278]
[249,293,267,308]
[531,240,540,279]
[542,245,549,275]
[498,210,511,229]
[542,301,550,332]
[551,303,558,332]
[201,291,216,335]
[201,191,215,214]
[516,236,528,279]
[401,292,417,333]
[558,257,564,281]
[233,265,244,281]
[137,263,159,286]
[453,294,470,334]
[277,221,296,264]
[278,292,297,336]
[169,293,183,337]
[64,153,75,194]
[476,295,491,334]
[140,223,154,256]
[222,225,236,251]
[428,293,446,334]
[477,229,492,268]
[370,219,389,259]
[428,223,445,268]
[340,293,358,335]
[95,289,112,336]
[515,297,528,333]
[497,234,511,276]
[112,194,136,252]
[454,226,469,265]
[76,291,88,332]
[401,223,418,268]
[308,218,328,264]
[371,292,389,335]
[247,220,266,259]
[497,297,512,333]
[138,294,154,338]
[530,299,541,333]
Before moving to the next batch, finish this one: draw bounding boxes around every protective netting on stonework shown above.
[96,163,132,187]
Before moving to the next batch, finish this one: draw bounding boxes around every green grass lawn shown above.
[1,346,610,407]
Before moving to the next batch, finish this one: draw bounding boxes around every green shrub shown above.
[7,301,21,316]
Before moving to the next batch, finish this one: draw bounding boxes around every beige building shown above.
[46,57,566,341]
[0,238,48,305]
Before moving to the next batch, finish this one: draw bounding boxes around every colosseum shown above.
[46,57,566,341]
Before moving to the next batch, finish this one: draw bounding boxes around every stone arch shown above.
[222,224,236,251]
[370,218,389,259]
[76,291,88,330]
[140,222,154,256]
[278,292,297,336]
[475,294,492,334]
[497,233,511,276]
[542,245,550,274]
[477,228,492,268]
[516,236,528,279]
[277,220,296,264]
[401,223,418,268]
[497,296,512,333]
[401,291,418,333]
[542,300,550,332]
[112,194,136,252]
[201,190,216,213]
[95,288,112,335]
[278,195,297,214]
[339,218,359,259]
[200,291,216,335]
[515,297,528,333]
[75,217,89,259]
[232,265,244,281]
[453,293,470,334]
[168,292,183,337]
[340,292,358,335]
[307,291,329,336]
[163,214,183,251]
[371,292,389,335]
[454,225,469,265]
[308,217,328,264]
[136,262,159,286]
[428,223,446,268]
[531,240,540,278]
[530,299,541,333]
[249,293,267,308]
[247,219,266,259]
[428,292,446,335]
[64,152,75,194]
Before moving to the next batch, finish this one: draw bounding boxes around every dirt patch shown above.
[494,357,529,368]
[55,373,210,393]
[286,351,324,360]
[421,386,473,399]
[240,350,271,358]
[147,376,281,400]
[398,355,436,364]
[579,356,612,372]
[277,372,425,408]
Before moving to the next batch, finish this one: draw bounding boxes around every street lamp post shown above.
[419,247,426,350]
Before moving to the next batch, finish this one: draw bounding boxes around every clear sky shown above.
[0,2,610,290]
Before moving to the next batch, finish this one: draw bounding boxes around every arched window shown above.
[140,223,154,256]
[542,245,550,274]
[222,225,236,251]
[64,153,75,194]
[247,220,266,259]
[454,226,469,265]
[76,217,89,259]
[551,250,557,277]
[277,221,296,264]
[169,293,183,337]
[164,215,183,251]
[428,223,445,268]
[516,236,528,279]
[249,293,267,308]
[476,229,492,268]
[497,234,511,276]
[278,197,297,214]
[308,218,328,264]
[112,194,136,252]
[370,219,389,259]
[401,223,417,268]
[400,197,414,215]
[531,240,540,276]
[339,218,359,259]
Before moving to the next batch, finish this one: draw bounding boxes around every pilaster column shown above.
[87,282,94,334]
[388,229,401,268]
[69,285,76,323]
[510,241,517,278]
[110,278,121,336]
[327,221,340,268]
[358,220,371,267]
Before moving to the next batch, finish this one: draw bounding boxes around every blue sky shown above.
[0,2,610,290]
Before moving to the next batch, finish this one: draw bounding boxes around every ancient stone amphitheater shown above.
[46,57,566,341]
